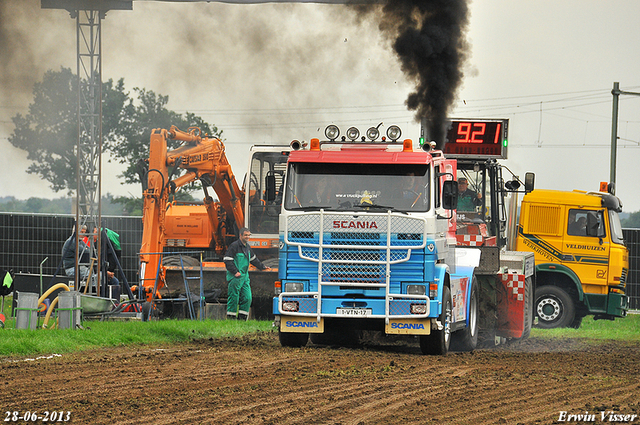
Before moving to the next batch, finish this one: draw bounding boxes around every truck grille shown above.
[285,211,427,287]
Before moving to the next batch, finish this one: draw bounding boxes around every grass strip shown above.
[0,318,273,357]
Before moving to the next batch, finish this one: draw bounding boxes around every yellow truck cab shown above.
[515,187,629,328]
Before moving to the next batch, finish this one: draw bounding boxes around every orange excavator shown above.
[139,125,244,300]
[138,126,288,315]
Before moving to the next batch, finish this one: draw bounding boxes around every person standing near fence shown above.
[223,227,270,320]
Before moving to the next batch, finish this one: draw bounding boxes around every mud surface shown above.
[2,332,639,424]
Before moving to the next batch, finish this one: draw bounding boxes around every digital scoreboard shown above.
[421,118,509,159]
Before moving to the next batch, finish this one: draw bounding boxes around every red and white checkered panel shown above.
[497,272,527,338]
[456,234,484,246]
[501,272,525,301]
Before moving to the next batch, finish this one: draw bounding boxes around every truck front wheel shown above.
[451,280,478,352]
[279,331,309,348]
[420,286,452,355]
[534,285,575,329]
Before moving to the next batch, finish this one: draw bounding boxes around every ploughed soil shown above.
[2,332,639,425]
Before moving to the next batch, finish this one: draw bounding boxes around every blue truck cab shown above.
[273,127,480,355]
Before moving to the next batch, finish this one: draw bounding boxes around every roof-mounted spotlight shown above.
[505,179,521,191]
[346,127,360,141]
[325,125,340,141]
[366,126,380,141]
[386,125,402,142]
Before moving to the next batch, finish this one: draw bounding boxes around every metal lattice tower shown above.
[41,1,132,293]
[76,9,102,267]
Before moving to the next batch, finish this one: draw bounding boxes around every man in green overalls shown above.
[223,227,270,320]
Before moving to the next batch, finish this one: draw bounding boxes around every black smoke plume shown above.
[354,0,470,147]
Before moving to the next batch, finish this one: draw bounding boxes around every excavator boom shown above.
[139,126,244,300]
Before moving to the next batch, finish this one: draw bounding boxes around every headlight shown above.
[325,125,340,141]
[410,303,428,315]
[346,127,360,141]
[285,282,304,293]
[407,284,426,295]
[282,301,299,312]
[386,125,402,141]
[366,127,380,141]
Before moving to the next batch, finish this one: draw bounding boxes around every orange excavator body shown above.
[139,126,244,301]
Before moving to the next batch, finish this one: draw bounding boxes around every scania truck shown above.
[273,124,532,354]
[516,186,628,328]
[427,117,628,329]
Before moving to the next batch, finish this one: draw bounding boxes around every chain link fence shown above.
[623,228,640,311]
[0,213,143,285]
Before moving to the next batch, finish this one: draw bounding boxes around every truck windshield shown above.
[284,162,430,212]
[609,210,624,245]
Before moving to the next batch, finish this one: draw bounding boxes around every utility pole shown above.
[610,82,640,186]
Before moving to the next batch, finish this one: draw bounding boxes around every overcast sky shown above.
[1,0,639,211]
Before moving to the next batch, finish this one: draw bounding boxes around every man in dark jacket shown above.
[223,227,270,320]
[62,225,91,282]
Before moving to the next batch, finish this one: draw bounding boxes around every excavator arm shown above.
[139,126,244,300]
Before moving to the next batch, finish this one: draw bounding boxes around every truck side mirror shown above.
[524,172,535,193]
[442,180,458,210]
[265,174,276,202]
[586,211,601,238]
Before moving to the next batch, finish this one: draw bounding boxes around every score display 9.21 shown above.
[443,119,508,159]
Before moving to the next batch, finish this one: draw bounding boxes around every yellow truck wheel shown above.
[535,285,575,329]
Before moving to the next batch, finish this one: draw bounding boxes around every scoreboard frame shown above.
[421,118,509,159]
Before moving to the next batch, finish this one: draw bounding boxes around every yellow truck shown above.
[516,186,629,328]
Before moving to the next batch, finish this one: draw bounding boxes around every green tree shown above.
[9,68,220,199]
[8,67,128,195]
[621,211,640,228]
[106,88,222,187]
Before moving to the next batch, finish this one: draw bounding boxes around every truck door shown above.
[246,151,288,235]
[562,208,609,293]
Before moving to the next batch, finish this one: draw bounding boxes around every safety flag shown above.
[2,271,11,289]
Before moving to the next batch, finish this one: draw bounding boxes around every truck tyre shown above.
[279,331,308,348]
[521,277,533,339]
[450,280,478,352]
[570,315,584,329]
[534,285,575,329]
[420,286,452,355]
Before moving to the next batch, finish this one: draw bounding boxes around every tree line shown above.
[0,194,138,216]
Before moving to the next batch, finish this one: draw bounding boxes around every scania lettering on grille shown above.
[391,323,425,330]
[333,220,379,229]
[286,320,319,328]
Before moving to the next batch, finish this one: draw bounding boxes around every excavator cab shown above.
[245,148,289,236]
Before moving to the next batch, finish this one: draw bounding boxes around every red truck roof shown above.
[288,145,436,165]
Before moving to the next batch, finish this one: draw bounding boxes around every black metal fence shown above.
[0,213,143,286]
[0,212,638,310]
[623,228,640,310]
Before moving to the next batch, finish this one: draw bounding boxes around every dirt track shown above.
[2,331,639,425]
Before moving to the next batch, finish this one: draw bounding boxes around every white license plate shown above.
[336,308,372,316]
